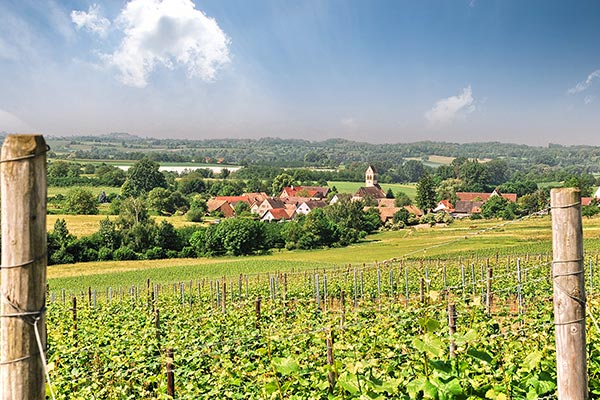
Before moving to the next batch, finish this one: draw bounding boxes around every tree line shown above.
[47,197,383,265]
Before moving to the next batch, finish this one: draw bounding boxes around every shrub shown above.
[113,246,137,261]
[97,247,113,261]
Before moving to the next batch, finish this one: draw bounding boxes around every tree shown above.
[117,197,150,229]
[94,217,120,250]
[147,187,173,215]
[178,172,206,195]
[486,159,511,186]
[299,208,338,249]
[271,174,295,196]
[385,188,395,199]
[481,196,515,219]
[416,173,437,212]
[394,191,413,207]
[64,187,98,215]
[96,164,127,186]
[403,160,426,182]
[121,158,167,197]
[393,208,410,225]
[47,219,76,264]
[460,160,489,192]
[48,161,81,179]
[436,178,463,203]
[154,220,183,251]
[234,201,251,215]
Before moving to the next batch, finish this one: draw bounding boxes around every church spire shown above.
[365,165,377,187]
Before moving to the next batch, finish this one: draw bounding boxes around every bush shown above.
[145,246,165,260]
[186,208,204,222]
[97,247,113,261]
[113,246,137,261]
[179,246,196,258]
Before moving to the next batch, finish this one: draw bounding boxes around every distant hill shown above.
[42,135,600,175]
[102,132,143,141]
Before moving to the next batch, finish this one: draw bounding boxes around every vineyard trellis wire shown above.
[44,246,600,399]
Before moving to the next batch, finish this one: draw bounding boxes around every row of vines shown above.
[47,253,600,399]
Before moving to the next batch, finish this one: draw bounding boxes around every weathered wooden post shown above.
[551,188,587,399]
[448,303,456,359]
[166,348,175,398]
[1,135,48,400]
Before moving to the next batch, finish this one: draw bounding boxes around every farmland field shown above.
[48,214,600,292]
[44,213,600,398]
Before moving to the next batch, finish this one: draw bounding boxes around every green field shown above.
[48,214,600,292]
[329,181,417,197]
[48,185,121,198]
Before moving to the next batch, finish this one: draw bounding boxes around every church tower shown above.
[365,165,377,187]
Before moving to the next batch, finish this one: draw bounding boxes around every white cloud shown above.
[568,69,600,95]
[425,86,475,128]
[71,4,111,37]
[101,0,231,88]
[584,95,594,105]
[0,109,33,133]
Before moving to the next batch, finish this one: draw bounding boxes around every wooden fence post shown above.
[166,348,175,398]
[0,135,47,400]
[448,303,456,359]
[551,188,588,400]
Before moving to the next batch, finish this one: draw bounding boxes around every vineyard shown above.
[46,253,600,399]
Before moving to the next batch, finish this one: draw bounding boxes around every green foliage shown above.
[177,171,206,195]
[393,208,410,225]
[416,173,437,212]
[121,158,167,197]
[271,173,295,196]
[113,245,137,261]
[394,191,413,206]
[63,187,98,215]
[95,164,127,186]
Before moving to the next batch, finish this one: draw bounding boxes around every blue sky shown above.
[1,0,599,145]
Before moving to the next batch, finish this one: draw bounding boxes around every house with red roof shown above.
[280,185,330,199]
[261,208,295,222]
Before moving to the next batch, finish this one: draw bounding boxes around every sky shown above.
[1,0,600,146]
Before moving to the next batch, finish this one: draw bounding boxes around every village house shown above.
[280,185,330,199]
[451,200,484,219]
[255,197,286,217]
[261,208,295,222]
[442,189,518,218]
[206,199,235,218]
[214,195,251,208]
[295,199,328,215]
[456,189,517,203]
[433,199,454,213]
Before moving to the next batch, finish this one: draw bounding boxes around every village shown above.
[205,165,563,224]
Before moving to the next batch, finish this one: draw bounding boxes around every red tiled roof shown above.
[262,208,293,220]
[215,196,250,205]
[280,186,329,199]
[456,192,517,202]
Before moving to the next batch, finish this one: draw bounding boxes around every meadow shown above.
[328,181,417,197]
[48,214,600,293]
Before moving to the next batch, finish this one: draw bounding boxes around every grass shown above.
[48,185,120,198]
[329,181,417,198]
[48,215,600,292]
[47,214,202,236]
